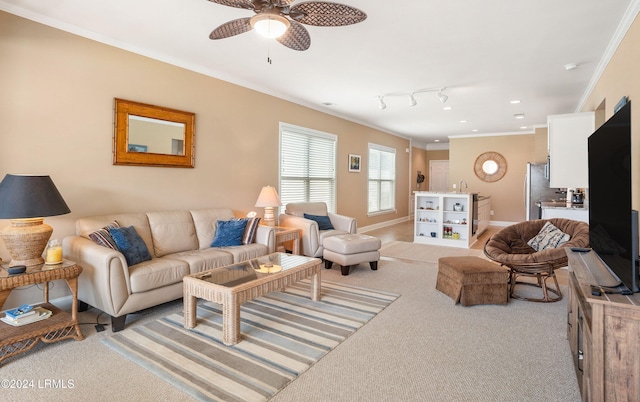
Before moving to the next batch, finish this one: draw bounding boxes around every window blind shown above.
[280,123,337,212]
[368,143,396,214]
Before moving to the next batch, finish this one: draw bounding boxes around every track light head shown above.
[378,96,387,110]
[437,91,448,104]
[376,87,449,109]
[409,93,417,107]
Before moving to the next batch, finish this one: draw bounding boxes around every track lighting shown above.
[409,93,417,107]
[437,91,448,104]
[378,96,387,110]
[375,87,448,110]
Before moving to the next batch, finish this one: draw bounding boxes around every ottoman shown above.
[436,256,509,306]
[323,234,381,276]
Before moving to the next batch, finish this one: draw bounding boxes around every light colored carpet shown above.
[272,259,580,402]
[1,247,580,402]
[380,240,485,263]
[102,280,398,402]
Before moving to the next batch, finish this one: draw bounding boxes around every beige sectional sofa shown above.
[62,208,275,331]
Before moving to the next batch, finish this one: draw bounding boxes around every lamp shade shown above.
[0,174,70,219]
[0,174,70,266]
[255,186,282,227]
[255,186,282,208]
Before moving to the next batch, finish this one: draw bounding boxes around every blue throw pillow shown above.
[304,213,335,230]
[211,219,248,247]
[109,226,152,266]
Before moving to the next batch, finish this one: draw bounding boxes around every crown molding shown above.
[576,0,640,112]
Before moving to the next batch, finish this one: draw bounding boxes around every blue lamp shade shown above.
[0,174,71,266]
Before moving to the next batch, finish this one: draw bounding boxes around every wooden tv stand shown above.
[566,250,640,401]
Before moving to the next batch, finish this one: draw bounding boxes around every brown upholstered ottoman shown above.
[436,256,509,306]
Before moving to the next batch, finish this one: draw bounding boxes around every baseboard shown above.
[359,216,411,233]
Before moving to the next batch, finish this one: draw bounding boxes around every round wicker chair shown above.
[484,218,589,302]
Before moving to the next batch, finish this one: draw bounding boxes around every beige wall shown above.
[411,147,450,192]
[411,146,427,191]
[449,134,536,223]
[425,149,450,191]
[0,11,409,264]
[531,126,549,164]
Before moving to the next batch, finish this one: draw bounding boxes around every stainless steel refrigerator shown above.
[525,163,565,220]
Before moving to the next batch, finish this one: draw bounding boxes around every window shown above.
[279,123,337,212]
[368,143,396,215]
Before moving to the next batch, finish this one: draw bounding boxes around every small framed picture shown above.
[349,154,361,172]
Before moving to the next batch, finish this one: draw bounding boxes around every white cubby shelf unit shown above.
[414,192,475,248]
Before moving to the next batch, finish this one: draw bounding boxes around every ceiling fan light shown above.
[251,14,290,38]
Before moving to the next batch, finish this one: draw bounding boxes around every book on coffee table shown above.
[2,306,52,327]
[5,304,35,319]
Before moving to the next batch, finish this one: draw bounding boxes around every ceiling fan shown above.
[207,0,367,51]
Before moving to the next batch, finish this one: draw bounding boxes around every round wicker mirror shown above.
[474,151,507,182]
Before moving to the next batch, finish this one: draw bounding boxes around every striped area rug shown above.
[102,280,398,402]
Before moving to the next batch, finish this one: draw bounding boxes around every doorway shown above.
[429,160,449,192]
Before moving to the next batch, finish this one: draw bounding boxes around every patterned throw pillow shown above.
[211,219,249,247]
[242,217,261,244]
[109,226,152,266]
[303,213,335,230]
[88,221,120,249]
[527,222,571,251]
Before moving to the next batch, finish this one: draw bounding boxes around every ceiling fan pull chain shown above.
[267,40,273,64]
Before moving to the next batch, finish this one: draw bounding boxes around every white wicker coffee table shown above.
[183,252,322,345]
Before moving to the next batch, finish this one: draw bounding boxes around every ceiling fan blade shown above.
[209,18,253,39]
[206,0,255,10]
[277,21,310,51]
[289,2,367,26]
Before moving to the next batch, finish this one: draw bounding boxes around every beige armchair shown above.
[279,202,357,258]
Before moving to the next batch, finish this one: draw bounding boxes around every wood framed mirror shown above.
[113,98,195,168]
[474,151,507,182]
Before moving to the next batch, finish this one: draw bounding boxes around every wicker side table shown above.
[0,260,84,365]
[273,227,301,255]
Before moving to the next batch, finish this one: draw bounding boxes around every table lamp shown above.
[0,174,71,267]
[255,186,282,227]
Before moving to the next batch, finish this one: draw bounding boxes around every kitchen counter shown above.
[541,205,586,210]
[541,204,588,222]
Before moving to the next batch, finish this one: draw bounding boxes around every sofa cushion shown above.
[304,213,335,230]
[211,219,248,247]
[217,243,269,264]
[319,229,349,246]
[76,213,154,255]
[146,210,198,257]
[88,220,120,249]
[242,217,261,244]
[527,221,570,251]
[164,248,234,274]
[128,258,190,293]
[109,226,153,266]
[190,208,236,250]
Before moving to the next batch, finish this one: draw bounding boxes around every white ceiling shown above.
[2,0,637,145]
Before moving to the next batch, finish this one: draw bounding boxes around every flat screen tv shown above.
[588,100,639,293]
